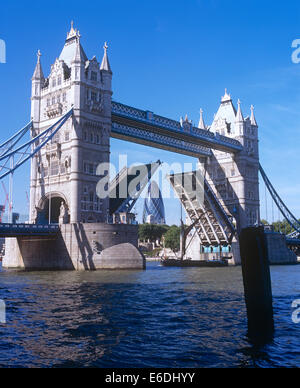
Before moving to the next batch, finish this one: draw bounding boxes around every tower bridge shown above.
[1,24,299,270]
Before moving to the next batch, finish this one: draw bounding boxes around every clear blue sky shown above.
[0,0,300,224]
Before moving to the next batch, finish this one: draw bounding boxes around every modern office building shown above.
[143,182,166,225]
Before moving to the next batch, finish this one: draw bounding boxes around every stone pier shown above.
[3,223,145,271]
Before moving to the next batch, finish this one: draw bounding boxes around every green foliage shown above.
[138,224,169,242]
[263,218,300,235]
[272,220,294,235]
[164,225,180,251]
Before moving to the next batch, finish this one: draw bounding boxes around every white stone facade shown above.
[30,25,112,224]
[206,91,260,232]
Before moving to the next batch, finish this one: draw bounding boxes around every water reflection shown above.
[0,263,299,367]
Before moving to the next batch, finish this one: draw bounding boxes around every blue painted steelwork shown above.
[0,109,73,180]
[286,237,300,246]
[259,164,300,237]
[110,160,162,215]
[204,177,236,238]
[0,223,59,237]
[0,121,33,158]
[287,231,300,239]
[111,101,243,154]
[111,122,212,157]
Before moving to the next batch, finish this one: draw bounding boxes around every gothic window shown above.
[47,99,50,107]
[89,192,94,202]
[83,162,88,173]
[50,161,59,176]
[52,78,56,88]
[60,163,66,175]
[84,131,87,141]
[91,71,97,81]
[96,134,100,144]
[64,132,70,142]
[90,133,94,143]
[83,162,94,175]
[86,89,89,100]
[58,76,62,86]
[91,91,97,101]
[52,132,59,144]
[57,95,61,104]
[62,93,66,102]
[52,96,56,105]
[81,198,87,211]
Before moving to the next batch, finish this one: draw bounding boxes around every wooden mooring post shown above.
[239,226,274,342]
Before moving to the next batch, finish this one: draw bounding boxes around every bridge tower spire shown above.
[198,108,206,130]
[29,25,112,225]
[250,105,258,127]
[31,50,44,122]
[235,99,245,135]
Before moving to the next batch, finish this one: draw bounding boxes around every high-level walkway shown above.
[111,101,243,157]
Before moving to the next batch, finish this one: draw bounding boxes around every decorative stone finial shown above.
[221,88,231,102]
[32,49,44,80]
[236,98,244,122]
[67,21,80,40]
[198,108,206,130]
[100,41,112,73]
[37,50,41,63]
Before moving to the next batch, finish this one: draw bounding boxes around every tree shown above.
[164,225,180,252]
[138,224,169,242]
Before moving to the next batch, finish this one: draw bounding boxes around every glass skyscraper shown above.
[143,182,166,225]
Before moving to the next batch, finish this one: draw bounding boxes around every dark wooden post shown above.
[239,226,274,342]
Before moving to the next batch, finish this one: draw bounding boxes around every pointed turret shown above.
[250,105,258,127]
[236,99,244,122]
[31,50,44,123]
[198,109,206,130]
[59,22,87,67]
[72,35,85,64]
[32,50,44,80]
[100,42,112,73]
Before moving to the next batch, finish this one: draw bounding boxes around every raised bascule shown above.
[1,24,299,270]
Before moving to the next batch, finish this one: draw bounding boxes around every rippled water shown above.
[0,262,299,368]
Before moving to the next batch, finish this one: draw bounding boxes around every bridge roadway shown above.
[0,223,59,238]
[111,102,243,157]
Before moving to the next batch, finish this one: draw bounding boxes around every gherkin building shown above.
[143,181,166,225]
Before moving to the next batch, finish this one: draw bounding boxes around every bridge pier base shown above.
[3,223,145,271]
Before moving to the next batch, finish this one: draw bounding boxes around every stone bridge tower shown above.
[205,90,260,233]
[30,24,112,224]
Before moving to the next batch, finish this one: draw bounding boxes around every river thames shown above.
[0,262,299,368]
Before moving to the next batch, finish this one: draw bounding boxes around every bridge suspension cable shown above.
[259,164,300,236]
[0,109,73,180]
